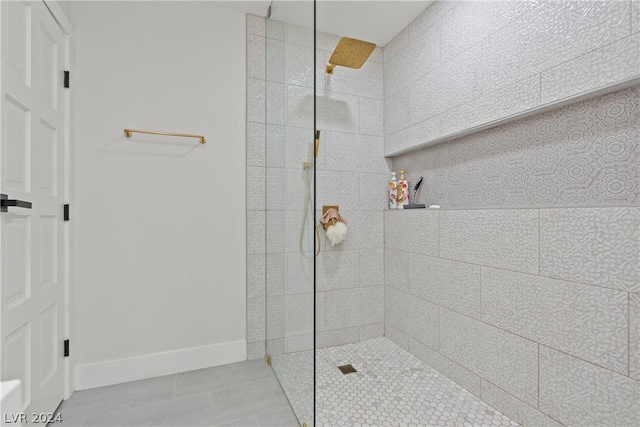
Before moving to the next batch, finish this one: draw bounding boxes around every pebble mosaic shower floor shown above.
[273,337,520,427]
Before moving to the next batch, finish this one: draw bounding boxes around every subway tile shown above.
[265,38,285,83]
[482,267,629,374]
[630,293,640,379]
[408,338,482,397]
[246,122,265,167]
[247,253,265,300]
[247,35,265,80]
[540,207,640,293]
[247,14,265,37]
[359,97,384,137]
[540,346,640,427]
[247,297,266,342]
[246,166,265,211]
[440,209,538,274]
[325,286,384,330]
[246,211,265,255]
[385,287,438,349]
[541,34,640,105]
[384,210,439,256]
[246,78,265,124]
[480,380,562,427]
[483,1,631,94]
[440,308,538,406]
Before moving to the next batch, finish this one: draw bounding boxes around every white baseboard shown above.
[74,340,246,390]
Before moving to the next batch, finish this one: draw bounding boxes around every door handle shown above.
[1,194,32,212]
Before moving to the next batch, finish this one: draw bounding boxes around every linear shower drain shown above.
[338,364,357,374]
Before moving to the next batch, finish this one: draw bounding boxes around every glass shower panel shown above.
[264,16,316,427]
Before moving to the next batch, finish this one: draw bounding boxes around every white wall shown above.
[72,1,246,389]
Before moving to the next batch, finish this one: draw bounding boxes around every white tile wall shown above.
[385,287,439,348]
[439,308,539,407]
[631,293,640,380]
[440,209,539,274]
[385,205,640,425]
[408,338,482,397]
[385,0,639,156]
[540,346,640,427]
[480,380,562,427]
[540,207,640,293]
[482,267,629,374]
[541,33,640,105]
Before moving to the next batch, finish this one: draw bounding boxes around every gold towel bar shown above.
[124,129,206,144]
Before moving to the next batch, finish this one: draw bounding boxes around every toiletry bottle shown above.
[389,172,398,209]
[397,171,409,209]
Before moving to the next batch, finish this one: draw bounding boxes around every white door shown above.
[1,0,67,419]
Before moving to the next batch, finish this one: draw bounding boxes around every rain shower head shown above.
[326,37,376,74]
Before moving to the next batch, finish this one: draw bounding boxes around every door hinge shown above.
[64,340,70,357]
[64,71,69,88]
[64,204,69,221]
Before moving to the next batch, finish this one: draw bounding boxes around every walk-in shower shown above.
[252,1,640,426]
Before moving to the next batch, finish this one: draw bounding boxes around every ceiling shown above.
[210,1,434,47]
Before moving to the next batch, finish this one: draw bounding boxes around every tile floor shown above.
[55,359,299,426]
[273,337,521,427]
[56,338,521,427]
